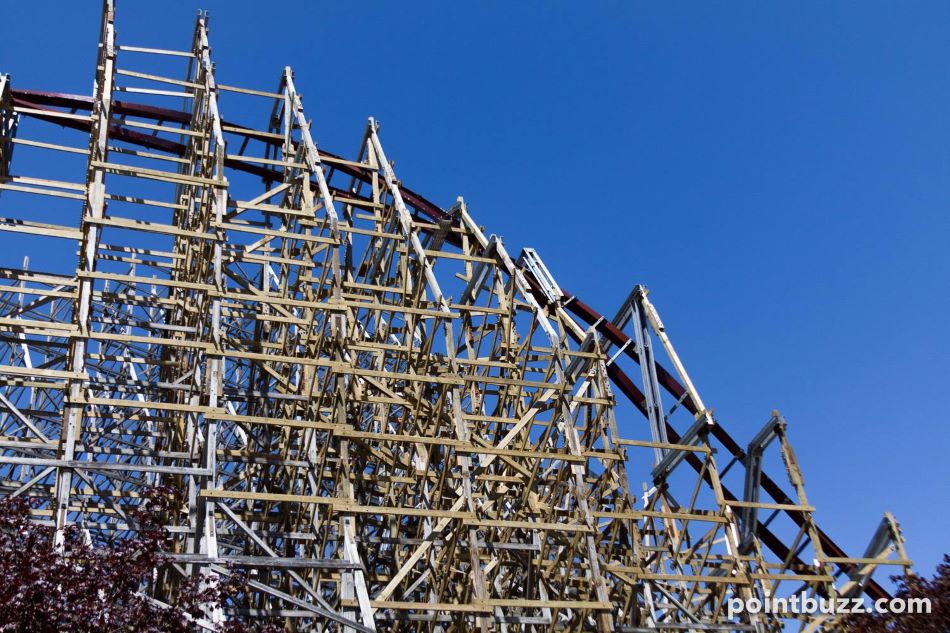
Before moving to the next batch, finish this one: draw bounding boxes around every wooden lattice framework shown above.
[0,3,912,631]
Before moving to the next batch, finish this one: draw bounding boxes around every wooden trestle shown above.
[0,3,911,631]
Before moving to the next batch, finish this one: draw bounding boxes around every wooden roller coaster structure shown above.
[0,2,912,631]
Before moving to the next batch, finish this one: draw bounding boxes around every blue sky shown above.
[2,1,947,579]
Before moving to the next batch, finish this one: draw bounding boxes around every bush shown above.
[842,555,950,632]
[0,488,278,632]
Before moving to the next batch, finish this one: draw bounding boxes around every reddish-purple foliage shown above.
[0,488,281,632]
[842,556,950,632]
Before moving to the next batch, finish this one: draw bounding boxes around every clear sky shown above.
[2,1,947,579]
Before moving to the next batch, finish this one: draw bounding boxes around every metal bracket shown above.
[843,513,909,598]
[739,412,784,550]
[518,247,562,305]
[652,413,711,482]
